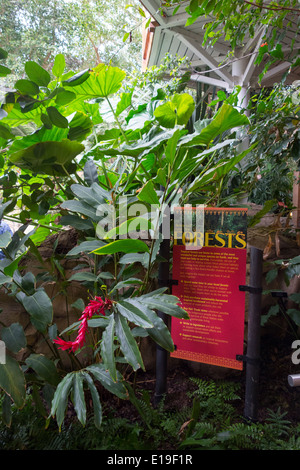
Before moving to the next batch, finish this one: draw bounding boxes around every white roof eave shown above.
[140,0,300,92]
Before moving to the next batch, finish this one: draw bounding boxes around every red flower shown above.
[80,297,112,320]
[53,297,112,353]
[260,42,268,47]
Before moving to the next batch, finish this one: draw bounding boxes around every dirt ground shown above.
[100,329,300,428]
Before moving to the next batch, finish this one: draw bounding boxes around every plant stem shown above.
[140,179,170,294]
[4,216,62,233]
[94,254,98,296]
[106,97,129,144]
[0,268,29,295]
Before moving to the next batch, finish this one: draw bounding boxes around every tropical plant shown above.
[0,50,250,429]
[242,81,300,208]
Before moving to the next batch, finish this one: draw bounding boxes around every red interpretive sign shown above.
[170,207,247,370]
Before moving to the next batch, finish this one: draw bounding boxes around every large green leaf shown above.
[47,106,69,128]
[0,230,12,249]
[0,274,12,285]
[52,54,66,78]
[126,299,174,352]
[139,293,189,319]
[72,372,86,426]
[198,102,249,143]
[60,199,99,222]
[101,314,117,382]
[110,278,143,293]
[87,64,126,97]
[116,300,154,328]
[0,254,26,277]
[68,111,93,141]
[0,123,14,141]
[91,239,150,255]
[25,354,60,386]
[154,93,195,128]
[51,372,74,430]
[2,393,12,427]
[0,355,26,408]
[55,89,76,106]
[7,126,68,154]
[22,289,53,332]
[1,104,42,127]
[118,252,150,268]
[114,312,145,371]
[84,160,99,185]
[62,68,90,87]
[70,183,108,207]
[82,372,102,429]
[66,65,126,100]
[214,144,257,179]
[60,214,94,232]
[25,61,51,87]
[8,139,84,176]
[164,128,182,164]
[137,180,160,205]
[1,323,26,353]
[116,91,132,116]
[86,363,127,398]
[93,128,178,158]
[0,48,8,59]
[68,272,98,283]
[0,65,11,78]
[15,79,39,96]
[183,103,249,147]
[21,272,36,295]
[67,240,106,257]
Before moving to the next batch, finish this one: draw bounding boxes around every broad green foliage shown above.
[0,356,26,409]
[9,140,84,176]
[154,93,195,128]
[245,82,300,207]
[0,52,250,428]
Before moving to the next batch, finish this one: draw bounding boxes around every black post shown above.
[154,235,170,405]
[154,188,170,405]
[244,247,263,421]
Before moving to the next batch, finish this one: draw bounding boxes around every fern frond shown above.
[265,407,291,437]
[217,421,265,450]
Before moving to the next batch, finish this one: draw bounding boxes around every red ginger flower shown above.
[53,297,112,353]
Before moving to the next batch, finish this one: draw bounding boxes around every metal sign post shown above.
[154,234,170,405]
[239,247,263,422]
[154,189,171,405]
